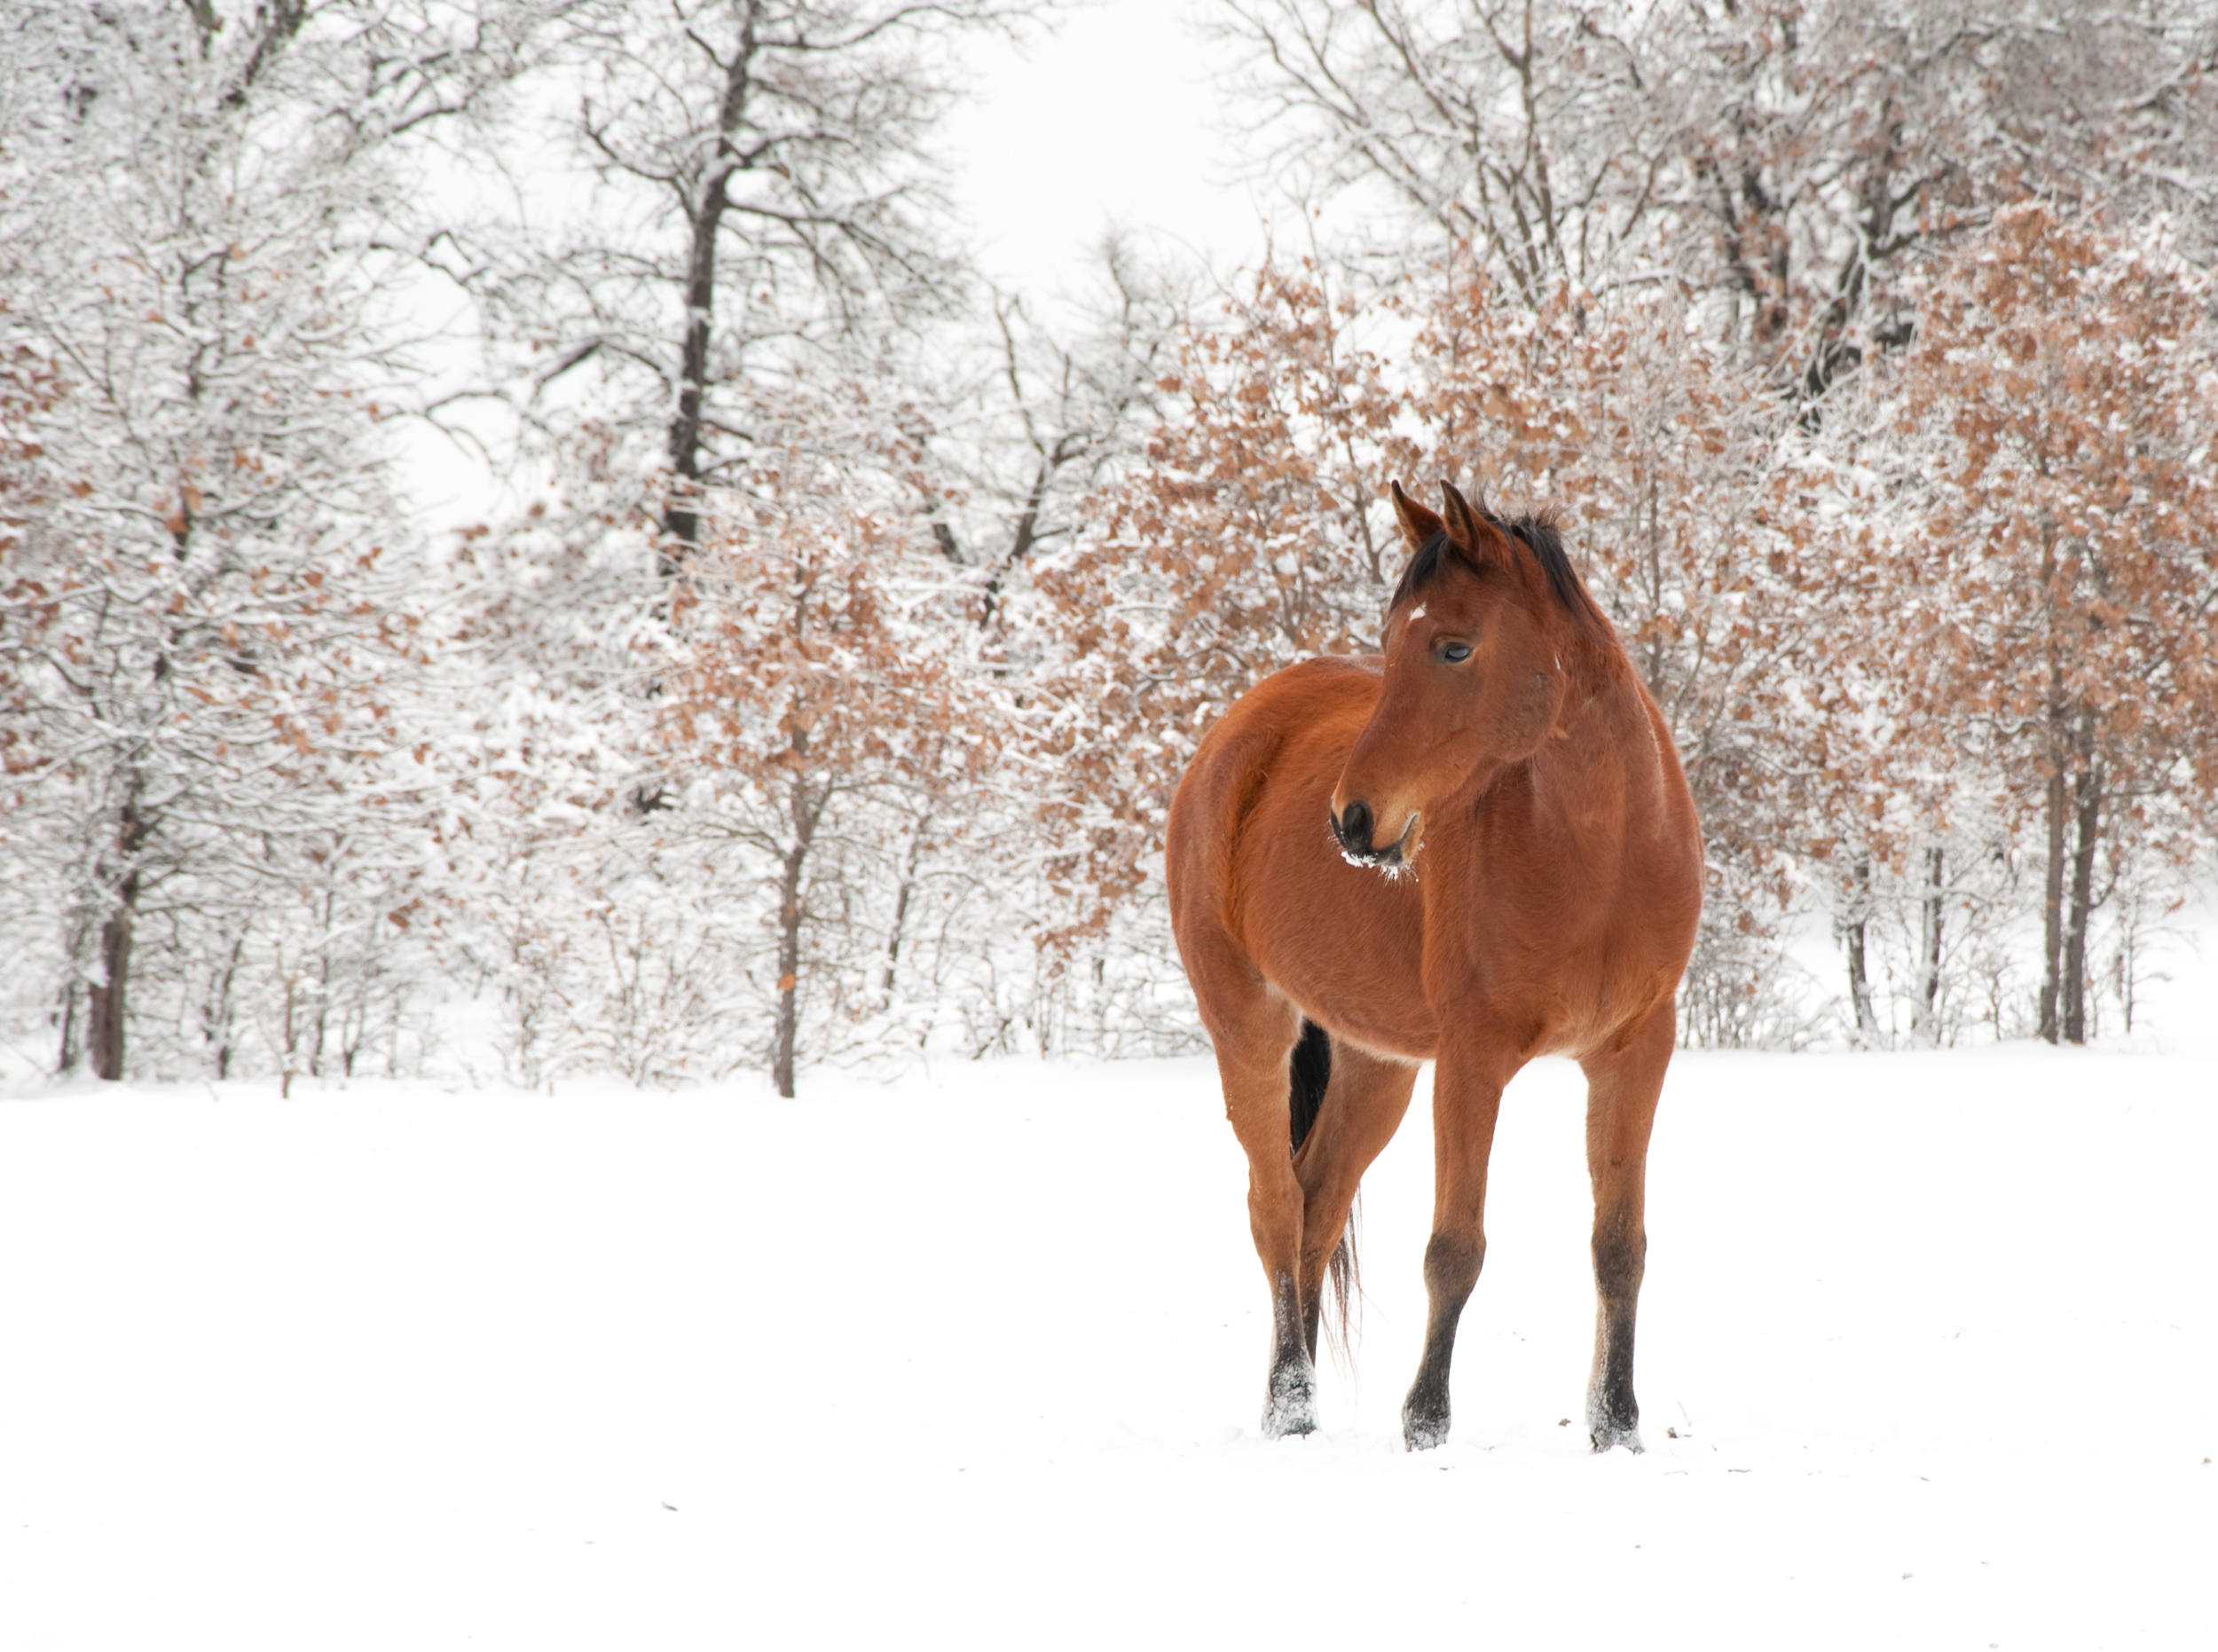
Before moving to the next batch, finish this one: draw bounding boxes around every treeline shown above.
[4,0,2215,1090]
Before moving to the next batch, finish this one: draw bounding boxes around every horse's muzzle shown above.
[1331,799,1415,869]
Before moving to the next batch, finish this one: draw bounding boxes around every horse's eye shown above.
[1439,641,1473,664]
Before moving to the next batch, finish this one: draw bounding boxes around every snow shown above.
[3,1046,2213,1648]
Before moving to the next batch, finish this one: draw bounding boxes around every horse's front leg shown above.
[1401,1044,1512,1451]
[1577,999,1675,1453]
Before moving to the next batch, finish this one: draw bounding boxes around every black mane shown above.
[1389,505,1602,630]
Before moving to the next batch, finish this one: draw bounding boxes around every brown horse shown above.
[1165,480,1703,1452]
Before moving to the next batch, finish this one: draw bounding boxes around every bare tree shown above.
[1211,0,1671,301]
[458,0,1044,575]
[1213,0,2218,390]
[922,236,1186,626]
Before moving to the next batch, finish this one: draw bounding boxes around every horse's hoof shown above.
[1262,1364,1317,1438]
[1586,1394,1644,1453]
[1588,1426,1645,1454]
[1401,1402,1449,1451]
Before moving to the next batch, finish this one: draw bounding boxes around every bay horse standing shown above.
[1165,480,1703,1452]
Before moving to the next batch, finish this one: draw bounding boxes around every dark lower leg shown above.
[1297,1200,1350,1363]
[1214,1015,1313,1440]
[1580,1007,1668,1454]
[1401,1229,1483,1451]
[1262,1270,1316,1437]
[1586,1221,1645,1451]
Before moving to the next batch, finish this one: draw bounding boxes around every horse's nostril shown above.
[1338,798,1374,854]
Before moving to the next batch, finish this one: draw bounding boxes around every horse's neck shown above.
[1527,653,1668,828]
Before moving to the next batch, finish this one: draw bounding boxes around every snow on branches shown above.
[5,2,2214,1086]
[1816,206,2218,1042]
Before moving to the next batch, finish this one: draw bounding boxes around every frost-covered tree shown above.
[0,1,548,1080]
[1819,206,2218,1045]
[1215,0,2218,386]
[662,396,1001,1094]
[421,370,1073,1092]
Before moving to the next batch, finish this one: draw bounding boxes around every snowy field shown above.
[3,1040,2213,1648]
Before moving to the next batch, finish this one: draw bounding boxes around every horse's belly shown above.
[1257,932,1438,1061]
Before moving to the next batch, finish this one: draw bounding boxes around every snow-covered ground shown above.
[2,1040,2212,1648]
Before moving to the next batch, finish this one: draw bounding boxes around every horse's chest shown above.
[1412,861,1632,1040]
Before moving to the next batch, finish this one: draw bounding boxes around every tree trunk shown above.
[88,867,139,1082]
[86,787,149,1082]
[56,974,83,1077]
[205,932,246,1081]
[1844,854,1879,1046]
[2035,516,2067,1044]
[1911,844,1944,1046]
[2063,743,2101,1046]
[771,842,805,1099]
[2039,761,2067,1044]
[660,10,759,575]
[280,969,299,1098]
[310,888,334,1077]
[661,198,719,571]
[881,814,931,1004]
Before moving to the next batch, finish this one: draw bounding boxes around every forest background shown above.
[4,0,2215,1095]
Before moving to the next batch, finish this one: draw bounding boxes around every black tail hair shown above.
[1289,1018,1332,1152]
[1288,1019,1361,1359]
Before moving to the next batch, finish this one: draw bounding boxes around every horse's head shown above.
[1330,480,1601,873]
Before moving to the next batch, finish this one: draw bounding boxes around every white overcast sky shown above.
[941,0,1270,303]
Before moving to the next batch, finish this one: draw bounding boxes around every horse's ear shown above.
[1390,479,1445,549]
[1440,481,1512,570]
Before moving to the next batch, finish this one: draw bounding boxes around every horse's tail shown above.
[1289,1019,1361,1359]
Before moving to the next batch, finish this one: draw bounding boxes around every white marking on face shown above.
[1411,604,1427,619]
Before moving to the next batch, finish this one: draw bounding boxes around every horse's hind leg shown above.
[1294,1040,1420,1360]
[1202,990,1317,1436]
[1578,999,1675,1454]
